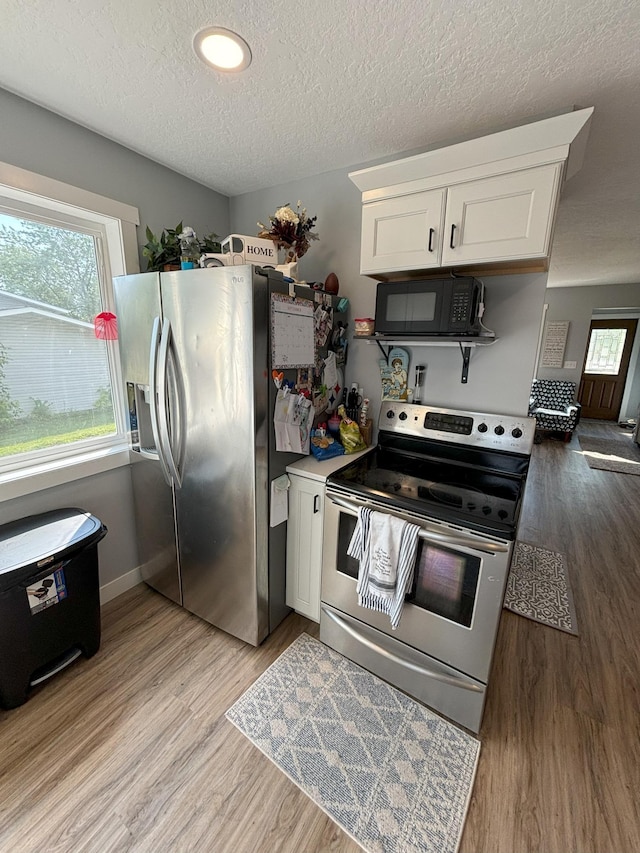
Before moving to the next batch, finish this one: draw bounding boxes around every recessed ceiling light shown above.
[193,27,252,72]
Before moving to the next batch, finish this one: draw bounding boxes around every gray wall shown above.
[0,467,138,590]
[0,88,230,266]
[231,170,547,422]
[540,282,640,419]
[0,88,231,590]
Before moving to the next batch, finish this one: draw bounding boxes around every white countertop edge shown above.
[286,447,374,482]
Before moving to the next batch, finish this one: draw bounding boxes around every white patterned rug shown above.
[503,541,578,635]
[226,633,480,853]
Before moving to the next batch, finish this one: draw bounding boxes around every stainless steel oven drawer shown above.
[322,489,512,684]
[320,603,487,734]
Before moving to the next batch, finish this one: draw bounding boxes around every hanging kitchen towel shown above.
[347,507,420,629]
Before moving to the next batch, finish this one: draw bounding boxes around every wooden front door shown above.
[578,319,637,420]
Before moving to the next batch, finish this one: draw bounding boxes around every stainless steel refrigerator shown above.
[113,265,344,645]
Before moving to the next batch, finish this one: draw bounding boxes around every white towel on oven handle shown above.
[347,507,420,630]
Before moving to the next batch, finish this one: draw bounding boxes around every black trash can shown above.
[0,508,107,709]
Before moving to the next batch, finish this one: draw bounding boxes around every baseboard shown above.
[100,566,142,605]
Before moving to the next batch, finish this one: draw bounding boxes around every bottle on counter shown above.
[179,226,200,269]
[413,364,425,404]
[327,413,341,436]
[359,398,369,428]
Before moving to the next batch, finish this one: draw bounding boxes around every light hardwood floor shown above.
[1,421,639,852]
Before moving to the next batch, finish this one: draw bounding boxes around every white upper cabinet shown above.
[350,108,593,278]
[441,163,562,266]
[360,189,446,275]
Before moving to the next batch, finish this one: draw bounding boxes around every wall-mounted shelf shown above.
[355,334,498,384]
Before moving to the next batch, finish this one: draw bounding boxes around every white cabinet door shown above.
[360,189,446,275]
[441,163,562,266]
[286,474,324,622]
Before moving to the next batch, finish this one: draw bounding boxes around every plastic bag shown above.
[310,433,345,461]
[337,405,367,454]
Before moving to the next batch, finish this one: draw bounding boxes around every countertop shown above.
[286,446,373,483]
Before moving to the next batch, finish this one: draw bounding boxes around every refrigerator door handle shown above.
[166,334,186,484]
[157,317,183,488]
[148,316,173,486]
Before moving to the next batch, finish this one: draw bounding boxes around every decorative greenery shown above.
[257,202,318,263]
[142,223,221,271]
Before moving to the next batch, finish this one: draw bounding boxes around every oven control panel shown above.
[380,402,535,454]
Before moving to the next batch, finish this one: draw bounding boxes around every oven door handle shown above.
[327,494,509,554]
[321,606,483,693]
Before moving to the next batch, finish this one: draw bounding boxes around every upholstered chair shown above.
[528,379,582,442]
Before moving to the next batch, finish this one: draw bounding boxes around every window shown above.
[0,161,139,487]
[584,327,628,375]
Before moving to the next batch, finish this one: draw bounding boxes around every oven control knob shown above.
[512,427,523,438]
[386,410,395,419]
[477,423,488,433]
[494,425,505,435]
[399,412,408,421]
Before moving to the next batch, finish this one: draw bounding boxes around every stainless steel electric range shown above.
[320,401,535,732]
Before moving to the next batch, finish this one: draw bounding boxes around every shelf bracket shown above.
[375,339,390,363]
[459,343,471,384]
[358,335,497,382]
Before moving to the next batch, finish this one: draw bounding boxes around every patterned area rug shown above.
[226,633,480,853]
[577,432,640,475]
[503,541,578,635]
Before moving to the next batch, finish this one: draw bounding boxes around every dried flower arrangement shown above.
[257,202,318,263]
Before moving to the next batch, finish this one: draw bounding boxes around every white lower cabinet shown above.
[286,472,325,622]
[286,449,371,623]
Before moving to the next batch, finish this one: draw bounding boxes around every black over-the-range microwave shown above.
[374,277,484,337]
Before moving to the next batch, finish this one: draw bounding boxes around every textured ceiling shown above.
[1,0,639,287]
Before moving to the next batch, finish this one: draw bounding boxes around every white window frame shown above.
[0,161,140,501]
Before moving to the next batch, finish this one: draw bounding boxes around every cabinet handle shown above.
[450,223,457,249]
[313,494,320,514]
[428,227,435,252]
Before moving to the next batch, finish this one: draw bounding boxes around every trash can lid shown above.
[0,508,107,577]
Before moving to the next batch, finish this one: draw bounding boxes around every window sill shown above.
[0,443,131,503]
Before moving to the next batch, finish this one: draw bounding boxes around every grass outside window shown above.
[0,409,116,457]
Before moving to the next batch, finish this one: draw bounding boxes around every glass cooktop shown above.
[327,447,526,538]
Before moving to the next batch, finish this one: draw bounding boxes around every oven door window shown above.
[336,512,481,628]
